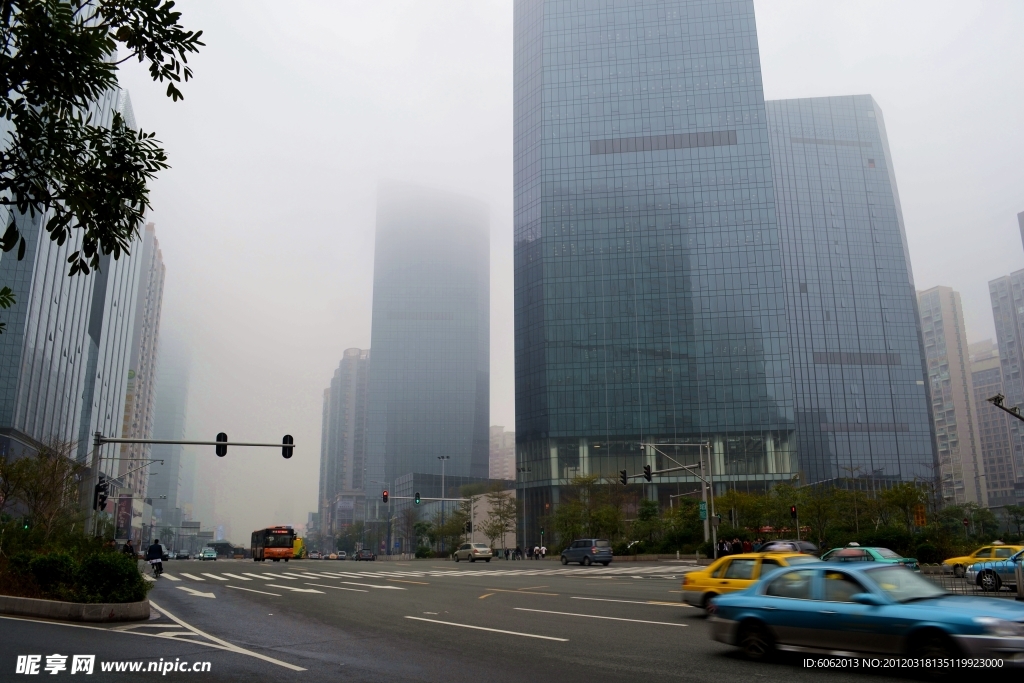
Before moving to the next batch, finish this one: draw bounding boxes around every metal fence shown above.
[925,571,1024,600]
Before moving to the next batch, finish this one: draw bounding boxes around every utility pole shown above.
[438,456,449,553]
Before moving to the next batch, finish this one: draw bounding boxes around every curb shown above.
[0,595,150,623]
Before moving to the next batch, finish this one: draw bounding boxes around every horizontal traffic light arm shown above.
[621,464,710,482]
[386,496,468,502]
[95,436,295,449]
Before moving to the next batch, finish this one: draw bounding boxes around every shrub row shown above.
[1,550,151,604]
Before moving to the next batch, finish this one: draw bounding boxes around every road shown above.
[1,558,911,682]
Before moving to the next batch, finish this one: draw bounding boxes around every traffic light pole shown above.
[87,432,297,537]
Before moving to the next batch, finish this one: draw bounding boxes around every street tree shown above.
[0,0,203,330]
[881,483,928,531]
[1004,505,1024,539]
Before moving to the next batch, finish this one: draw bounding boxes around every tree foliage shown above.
[0,0,202,330]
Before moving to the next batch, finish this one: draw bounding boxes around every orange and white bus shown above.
[251,526,296,562]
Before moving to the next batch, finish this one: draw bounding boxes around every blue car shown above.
[966,549,1024,592]
[710,562,1024,663]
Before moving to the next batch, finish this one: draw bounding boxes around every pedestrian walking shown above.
[540,545,547,560]
[123,540,135,558]
[742,539,752,553]
[533,545,540,560]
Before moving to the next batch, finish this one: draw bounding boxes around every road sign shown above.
[963,518,969,527]
[699,501,707,520]
[710,514,722,528]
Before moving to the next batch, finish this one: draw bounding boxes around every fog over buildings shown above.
[109,1,1024,543]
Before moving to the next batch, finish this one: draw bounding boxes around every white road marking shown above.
[265,584,324,593]
[201,573,230,581]
[160,573,180,581]
[339,581,405,590]
[222,573,253,581]
[304,583,368,593]
[571,597,692,608]
[241,573,267,580]
[404,616,568,641]
[226,585,281,597]
[150,600,305,671]
[176,586,216,599]
[179,573,205,581]
[513,608,687,627]
[142,574,155,583]
[260,573,298,580]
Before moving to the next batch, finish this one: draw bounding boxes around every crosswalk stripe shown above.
[179,573,205,581]
[161,573,180,581]
[222,573,253,581]
[202,573,230,581]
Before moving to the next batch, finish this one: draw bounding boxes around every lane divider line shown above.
[304,583,368,593]
[226,585,281,597]
[571,597,693,608]
[387,579,429,585]
[479,593,494,599]
[484,588,558,596]
[339,582,405,590]
[514,607,688,627]
[404,616,568,641]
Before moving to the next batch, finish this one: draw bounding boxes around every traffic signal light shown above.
[382,490,389,503]
[790,505,797,520]
[414,492,421,505]
[94,476,109,511]
[643,464,652,482]
[215,432,228,457]
[282,434,294,459]
[21,516,30,531]
[464,520,472,533]
[540,527,545,537]
[619,470,628,485]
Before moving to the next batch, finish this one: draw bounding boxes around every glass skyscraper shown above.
[989,270,1024,504]
[766,95,936,489]
[514,0,797,540]
[365,182,490,517]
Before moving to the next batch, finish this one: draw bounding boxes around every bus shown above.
[251,526,296,562]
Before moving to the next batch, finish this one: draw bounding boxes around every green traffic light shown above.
[414,492,420,505]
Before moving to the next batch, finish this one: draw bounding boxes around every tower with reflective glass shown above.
[513,0,797,543]
[765,95,936,491]
[365,182,490,517]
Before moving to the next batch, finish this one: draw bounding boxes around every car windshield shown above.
[595,540,610,547]
[785,556,821,565]
[472,544,489,548]
[874,548,903,559]
[867,566,946,602]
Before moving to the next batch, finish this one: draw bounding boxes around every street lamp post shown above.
[438,456,450,553]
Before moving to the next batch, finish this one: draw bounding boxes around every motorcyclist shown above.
[147,538,164,576]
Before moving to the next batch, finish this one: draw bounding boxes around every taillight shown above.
[591,547,597,553]
[683,575,690,586]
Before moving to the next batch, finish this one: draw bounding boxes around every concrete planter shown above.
[0,594,149,622]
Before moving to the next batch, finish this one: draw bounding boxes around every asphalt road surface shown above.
[1,559,914,682]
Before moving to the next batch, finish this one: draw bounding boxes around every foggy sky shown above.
[116,1,1024,543]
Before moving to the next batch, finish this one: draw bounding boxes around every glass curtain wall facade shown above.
[765,95,936,490]
[318,348,369,536]
[365,182,490,517]
[147,333,191,530]
[0,90,142,475]
[514,0,797,544]
[989,271,1024,504]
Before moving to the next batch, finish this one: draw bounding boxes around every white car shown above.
[199,548,217,561]
[453,543,492,562]
[337,551,347,560]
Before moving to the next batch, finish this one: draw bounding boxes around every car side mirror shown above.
[851,593,884,606]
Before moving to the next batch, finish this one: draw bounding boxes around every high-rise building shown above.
[513,0,798,541]
[970,340,1017,505]
[0,91,143,486]
[146,333,191,531]
[365,182,489,516]
[489,425,516,481]
[765,95,935,489]
[989,271,1024,503]
[318,348,370,536]
[117,224,165,508]
[1017,211,1023,253]
[916,287,985,505]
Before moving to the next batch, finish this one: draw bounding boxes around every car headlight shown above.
[974,617,1024,637]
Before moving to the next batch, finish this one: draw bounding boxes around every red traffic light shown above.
[382,490,389,503]
[790,505,797,519]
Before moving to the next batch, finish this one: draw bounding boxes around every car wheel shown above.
[485,559,490,563]
[601,561,610,566]
[284,558,288,562]
[910,629,960,662]
[470,557,476,563]
[583,556,592,566]
[953,564,965,578]
[979,570,1001,592]
[738,621,774,661]
[561,556,568,565]
[701,593,716,615]
[454,554,460,562]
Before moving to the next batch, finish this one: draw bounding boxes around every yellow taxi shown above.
[681,552,820,612]
[942,544,1023,577]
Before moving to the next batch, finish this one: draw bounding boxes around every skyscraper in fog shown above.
[147,334,191,530]
[916,286,985,505]
[318,348,370,536]
[365,182,489,514]
[970,340,1016,505]
[514,0,797,540]
[989,271,1024,503]
[766,95,936,488]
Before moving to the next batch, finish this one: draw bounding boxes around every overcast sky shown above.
[117,1,1023,544]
